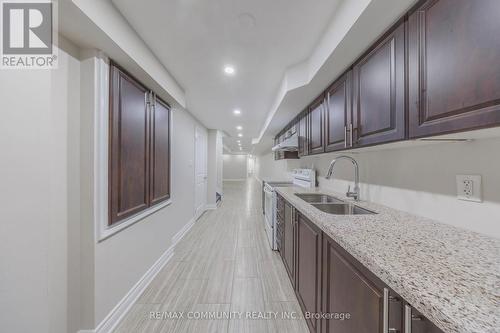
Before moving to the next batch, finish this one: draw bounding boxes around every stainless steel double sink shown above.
[295,193,376,215]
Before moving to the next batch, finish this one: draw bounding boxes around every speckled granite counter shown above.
[275,186,500,333]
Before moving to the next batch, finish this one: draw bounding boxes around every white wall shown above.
[254,152,300,182]
[255,138,500,238]
[0,35,208,333]
[223,154,248,180]
[76,54,208,329]
[0,36,81,333]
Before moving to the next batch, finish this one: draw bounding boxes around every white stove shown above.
[263,169,316,250]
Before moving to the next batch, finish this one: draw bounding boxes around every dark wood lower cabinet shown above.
[282,200,296,286]
[405,304,444,333]
[295,212,322,333]
[278,200,444,333]
[322,235,402,333]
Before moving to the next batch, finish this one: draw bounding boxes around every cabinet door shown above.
[322,236,402,333]
[109,65,150,224]
[405,305,444,333]
[296,213,322,333]
[325,72,352,152]
[149,97,171,205]
[353,21,406,146]
[308,95,326,154]
[298,112,308,157]
[282,201,295,286]
[408,0,500,138]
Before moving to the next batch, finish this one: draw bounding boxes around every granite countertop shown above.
[275,186,500,333]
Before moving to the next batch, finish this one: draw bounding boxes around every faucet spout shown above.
[325,155,360,201]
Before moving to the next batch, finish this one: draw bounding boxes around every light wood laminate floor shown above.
[114,179,309,333]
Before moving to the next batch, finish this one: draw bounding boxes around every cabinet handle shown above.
[344,125,348,148]
[349,123,354,147]
[405,305,412,333]
[383,288,389,333]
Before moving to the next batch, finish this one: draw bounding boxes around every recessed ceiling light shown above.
[238,133,243,137]
[224,65,235,75]
[237,140,241,143]
[236,126,243,130]
[233,109,241,115]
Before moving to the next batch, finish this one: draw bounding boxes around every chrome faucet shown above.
[325,155,360,201]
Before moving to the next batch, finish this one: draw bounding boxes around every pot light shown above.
[238,133,243,137]
[237,140,241,143]
[236,126,243,130]
[224,65,235,75]
[233,109,241,115]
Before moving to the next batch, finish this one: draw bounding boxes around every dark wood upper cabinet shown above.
[408,0,500,138]
[353,20,406,146]
[322,235,402,333]
[282,200,296,286]
[325,71,352,152]
[308,94,326,155]
[109,64,150,224]
[296,212,322,333]
[149,96,171,205]
[298,111,309,157]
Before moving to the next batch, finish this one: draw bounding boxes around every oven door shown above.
[263,186,276,249]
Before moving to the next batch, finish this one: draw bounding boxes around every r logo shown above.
[2,2,52,54]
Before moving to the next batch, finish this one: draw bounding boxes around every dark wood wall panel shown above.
[109,62,171,226]
[110,66,150,224]
[150,97,171,205]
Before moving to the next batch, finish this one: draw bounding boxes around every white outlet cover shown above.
[456,175,482,202]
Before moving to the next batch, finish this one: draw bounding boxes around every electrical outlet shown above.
[456,175,482,202]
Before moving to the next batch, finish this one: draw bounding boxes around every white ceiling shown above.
[112,0,342,153]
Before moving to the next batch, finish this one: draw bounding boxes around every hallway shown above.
[114,179,309,333]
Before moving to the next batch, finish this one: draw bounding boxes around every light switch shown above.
[456,175,482,202]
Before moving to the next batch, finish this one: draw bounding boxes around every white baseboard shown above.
[172,216,196,245]
[205,203,217,210]
[79,216,198,333]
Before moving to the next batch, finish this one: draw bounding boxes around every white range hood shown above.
[271,134,298,151]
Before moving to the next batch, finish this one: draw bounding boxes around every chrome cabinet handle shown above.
[405,305,412,333]
[344,125,348,148]
[349,123,354,147]
[383,288,389,333]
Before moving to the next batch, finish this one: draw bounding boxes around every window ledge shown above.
[97,200,172,242]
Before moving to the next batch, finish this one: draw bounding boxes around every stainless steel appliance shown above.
[263,169,316,250]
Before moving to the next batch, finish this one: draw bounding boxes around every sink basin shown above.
[295,193,344,204]
[312,203,376,215]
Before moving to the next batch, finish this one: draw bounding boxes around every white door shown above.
[194,126,207,219]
